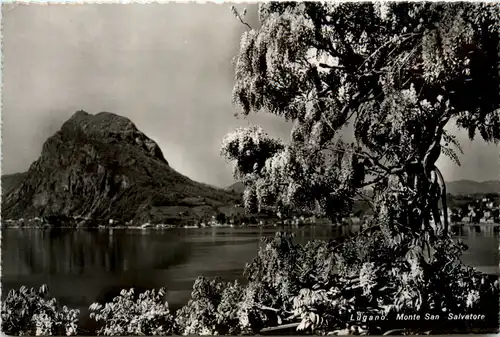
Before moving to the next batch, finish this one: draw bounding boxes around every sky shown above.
[1,3,499,187]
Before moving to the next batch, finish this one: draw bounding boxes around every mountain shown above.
[1,111,241,226]
[445,180,500,196]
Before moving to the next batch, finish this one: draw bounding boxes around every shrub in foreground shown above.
[174,277,245,335]
[89,288,173,336]
[1,285,79,336]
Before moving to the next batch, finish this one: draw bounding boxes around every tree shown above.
[450,208,462,223]
[222,2,500,238]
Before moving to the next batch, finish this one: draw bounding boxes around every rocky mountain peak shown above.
[40,110,168,166]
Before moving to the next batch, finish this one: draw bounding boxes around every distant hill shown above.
[225,182,245,194]
[1,111,241,226]
[446,180,500,196]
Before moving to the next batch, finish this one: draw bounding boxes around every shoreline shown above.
[0,223,310,230]
[2,221,499,230]
[0,218,334,230]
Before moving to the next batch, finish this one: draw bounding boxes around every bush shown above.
[1,285,79,336]
[278,229,498,335]
[174,277,244,335]
[89,288,173,336]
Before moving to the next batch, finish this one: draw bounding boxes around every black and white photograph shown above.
[1,1,499,335]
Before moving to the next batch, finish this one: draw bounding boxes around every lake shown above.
[1,225,498,332]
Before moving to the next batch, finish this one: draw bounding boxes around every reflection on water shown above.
[3,228,197,275]
[1,225,498,329]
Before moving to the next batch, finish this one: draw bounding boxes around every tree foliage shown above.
[223,2,500,230]
[174,277,244,335]
[89,288,173,336]
[220,6,500,333]
[175,232,498,335]
[1,285,79,336]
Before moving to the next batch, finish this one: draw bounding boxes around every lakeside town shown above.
[448,195,500,224]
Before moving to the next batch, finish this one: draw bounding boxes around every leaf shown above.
[331,328,350,335]
[304,320,312,330]
[297,320,305,331]
[383,329,406,335]
[39,285,48,296]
